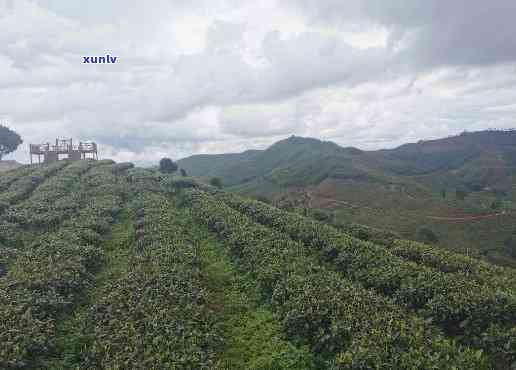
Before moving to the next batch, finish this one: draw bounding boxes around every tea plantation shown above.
[2,161,516,369]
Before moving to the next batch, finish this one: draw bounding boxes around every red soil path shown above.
[306,191,510,222]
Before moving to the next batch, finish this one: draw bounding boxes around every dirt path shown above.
[306,190,377,210]
[305,190,510,222]
[426,210,508,221]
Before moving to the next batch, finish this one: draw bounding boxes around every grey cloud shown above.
[288,0,516,69]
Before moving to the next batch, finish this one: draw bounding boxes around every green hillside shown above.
[2,160,516,368]
[179,136,382,188]
[179,130,516,193]
[178,130,516,264]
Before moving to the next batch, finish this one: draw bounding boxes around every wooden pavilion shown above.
[29,138,98,164]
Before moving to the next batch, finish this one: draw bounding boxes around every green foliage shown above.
[417,226,439,243]
[192,213,318,369]
[110,161,134,174]
[159,157,178,173]
[0,162,129,368]
[179,131,516,196]
[254,195,270,204]
[178,136,376,188]
[177,131,516,263]
[81,193,221,369]
[2,160,97,230]
[0,161,68,209]
[0,165,35,192]
[490,199,502,210]
[391,239,516,293]
[0,124,22,160]
[312,213,400,247]
[309,208,330,222]
[180,168,187,176]
[341,222,400,246]
[183,189,486,368]
[456,188,468,200]
[5,154,516,368]
[217,191,516,365]
[161,176,198,192]
[504,232,516,258]
[210,177,223,188]
[221,309,317,370]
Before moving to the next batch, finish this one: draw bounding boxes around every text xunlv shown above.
[83,55,118,64]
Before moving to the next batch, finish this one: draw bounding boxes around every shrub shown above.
[417,226,439,243]
[209,177,222,188]
[159,158,178,173]
[456,188,467,200]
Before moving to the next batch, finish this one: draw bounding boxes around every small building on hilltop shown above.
[29,138,98,164]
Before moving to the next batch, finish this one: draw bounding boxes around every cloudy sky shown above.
[2,0,516,164]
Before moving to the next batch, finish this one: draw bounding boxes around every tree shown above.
[417,226,439,244]
[210,177,222,189]
[180,168,187,177]
[504,231,516,258]
[159,158,178,174]
[0,125,22,160]
[455,188,467,201]
[255,195,269,204]
[440,188,446,199]
[311,209,330,222]
[491,200,502,210]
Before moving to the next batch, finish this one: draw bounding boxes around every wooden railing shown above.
[30,142,97,154]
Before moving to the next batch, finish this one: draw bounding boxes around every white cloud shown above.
[1,0,516,164]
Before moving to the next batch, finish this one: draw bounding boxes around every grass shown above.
[177,204,318,369]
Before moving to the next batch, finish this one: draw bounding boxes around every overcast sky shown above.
[2,0,516,164]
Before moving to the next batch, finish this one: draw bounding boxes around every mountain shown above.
[179,130,516,264]
[179,135,382,188]
[180,130,516,191]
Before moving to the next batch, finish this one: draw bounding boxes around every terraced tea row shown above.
[215,192,516,364]
[2,164,511,368]
[1,162,86,281]
[182,189,485,369]
[389,239,516,290]
[0,165,36,192]
[0,161,128,249]
[5,160,105,231]
[80,192,221,368]
[0,163,129,368]
[0,161,69,214]
[312,210,516,293]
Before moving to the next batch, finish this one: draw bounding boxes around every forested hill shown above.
[178,135,368,187]
[2,160,516,368]
[178,130,516,188]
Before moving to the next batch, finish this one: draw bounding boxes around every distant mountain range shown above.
[0,160,22,172]
[179,130,516,265]
[179,130,516,193]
